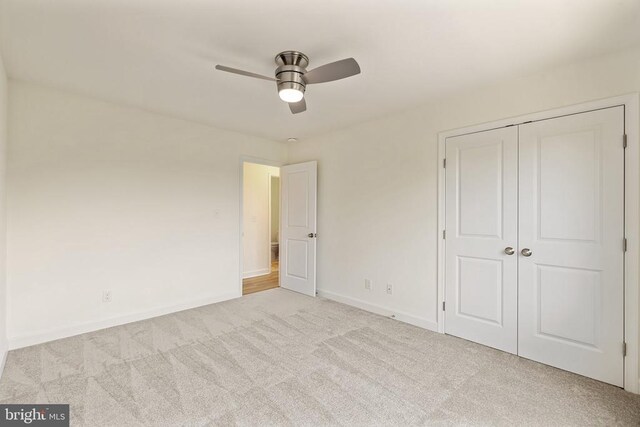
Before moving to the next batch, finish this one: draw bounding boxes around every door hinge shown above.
[443,230,446,239]
[443,158,446,168]
[624,238,628,252]
[623,134,628,149]
[623,341,627,357]
[442,301,446,311]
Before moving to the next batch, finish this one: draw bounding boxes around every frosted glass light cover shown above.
[279,88,304,103]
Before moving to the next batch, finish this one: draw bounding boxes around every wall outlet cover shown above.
[102,290,112,303]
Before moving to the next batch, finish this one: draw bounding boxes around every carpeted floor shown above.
[1,288,639,426]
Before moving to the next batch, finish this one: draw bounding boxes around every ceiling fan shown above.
[215,51,361,114]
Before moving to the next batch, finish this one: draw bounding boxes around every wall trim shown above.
[243,268,270,279]
[8,291,241,350]
[318,289,439,332]
[437,93,640,394]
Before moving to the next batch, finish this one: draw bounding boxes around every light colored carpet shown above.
[1,288,639,426]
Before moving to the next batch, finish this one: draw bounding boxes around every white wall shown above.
[7,81,286,347]
[288,47,640,333]
[271,176,280,243]
[0,49,8,372]
[242,162,279,278]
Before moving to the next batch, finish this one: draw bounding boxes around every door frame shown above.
[238,156,284,296]
[436,94,640,393]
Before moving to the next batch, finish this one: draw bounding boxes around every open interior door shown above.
[280,161,317,296]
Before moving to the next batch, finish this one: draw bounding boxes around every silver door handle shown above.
[504,247,515,255]
[521,248,532,257]
[307,233,317,238]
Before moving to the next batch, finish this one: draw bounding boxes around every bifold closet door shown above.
[445,127,519,354]
[518,107,624,387]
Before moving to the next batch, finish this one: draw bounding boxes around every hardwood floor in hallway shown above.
[243,260,279,295]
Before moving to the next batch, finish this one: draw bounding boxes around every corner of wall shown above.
[0,51,8,376]
[0,347,6,380]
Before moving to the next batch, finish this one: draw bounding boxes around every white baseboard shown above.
[317,289,439,332]
[243,268,270,279]
[8,291,241,350]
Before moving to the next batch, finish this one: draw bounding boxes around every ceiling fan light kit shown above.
[215,50,361,114]
[278,87,304,103]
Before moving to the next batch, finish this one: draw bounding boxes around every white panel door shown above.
[445,127,519,354]
[280,161,317,297]
[518,107,624,386]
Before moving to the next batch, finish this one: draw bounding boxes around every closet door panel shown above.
[518,107,624,387]
[445,127,519,354]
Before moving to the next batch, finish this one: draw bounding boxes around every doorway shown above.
[240,159,318,298]
[241,162,280,295]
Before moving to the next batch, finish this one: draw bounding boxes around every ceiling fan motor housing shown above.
[275,51,309,95]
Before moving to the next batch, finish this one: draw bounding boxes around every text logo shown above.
[0,405,69,426]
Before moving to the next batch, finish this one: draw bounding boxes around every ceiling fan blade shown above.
[303,58,360,84]
[289,98,307,114]
[215,65,277,82]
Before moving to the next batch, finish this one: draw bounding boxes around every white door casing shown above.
[444,127,519,354]
[518,107,625,386]
[280,161,318,297]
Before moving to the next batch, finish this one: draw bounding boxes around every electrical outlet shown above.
[386,283,393,295]
[102,290,112,303]
[364,279,372,291]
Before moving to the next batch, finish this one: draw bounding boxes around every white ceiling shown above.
[1,0,639,141]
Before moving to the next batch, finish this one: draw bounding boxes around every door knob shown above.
[521,248,532,257]
[307,233,317,238]
[504,247,515,255]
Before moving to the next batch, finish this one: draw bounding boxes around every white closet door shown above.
[518,107,624,386]
[445,127,519,354]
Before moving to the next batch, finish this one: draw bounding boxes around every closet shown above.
[444,106,624,387]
